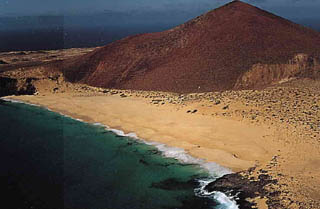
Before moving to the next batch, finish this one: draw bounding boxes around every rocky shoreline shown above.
[206,169,280,209]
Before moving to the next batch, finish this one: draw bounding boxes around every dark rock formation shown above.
[62,0,320,93]
[0,77,18,97]
[204,172,280,209]
[0,77,37,97]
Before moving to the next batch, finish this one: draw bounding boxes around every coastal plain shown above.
[1,66,319,208]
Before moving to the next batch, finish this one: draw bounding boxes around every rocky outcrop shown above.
[0,77,37,97]
[205,172,280,209]
[235,54,320,89]
[0,77,18,97]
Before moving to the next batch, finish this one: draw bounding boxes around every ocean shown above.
[1,15,319,53]
[0,99,237,209]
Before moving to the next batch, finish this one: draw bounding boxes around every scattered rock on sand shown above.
[223,105,229,110]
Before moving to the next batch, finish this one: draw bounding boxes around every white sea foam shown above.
[90,124,238,209]
[99,126,238,209]
[142,141,232,177]
[214,192,239,209]
[2,98,22,103]
[94,124,233,178]
[101,125,140,139]
[3,99,239,209]
[2,98,40,107]
[91,125,232,178]
[93,122,105,126]
[195,179,238,209]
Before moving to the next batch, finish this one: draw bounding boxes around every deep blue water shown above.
[0,100,233,209]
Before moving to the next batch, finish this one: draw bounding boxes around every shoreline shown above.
[2,94,279,209]
[1,97,233,177]
[1,97,240,208]
[3,94,279,172]
[3,80,320,208]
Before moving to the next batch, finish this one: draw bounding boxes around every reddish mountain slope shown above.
[62,0,320,93]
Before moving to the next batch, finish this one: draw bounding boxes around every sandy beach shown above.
[3,77,319,208]
[0,59,318,208]
[7,93,278,171]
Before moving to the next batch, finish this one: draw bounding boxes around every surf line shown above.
[94,123,239,209]
[2,98,239,209]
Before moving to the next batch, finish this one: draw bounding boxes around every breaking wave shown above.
[3,99,239,209]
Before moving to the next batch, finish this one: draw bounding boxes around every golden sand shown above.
[4,79,320,208]
[6,93,279,171]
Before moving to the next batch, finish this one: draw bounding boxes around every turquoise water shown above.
[0,99,235,209]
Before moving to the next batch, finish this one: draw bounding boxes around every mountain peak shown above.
[227,0,248,5]
[62,1,320,93]
[221,0,256,8]
[209,0,273,16]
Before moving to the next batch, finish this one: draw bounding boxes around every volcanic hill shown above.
[62,0,320,93]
